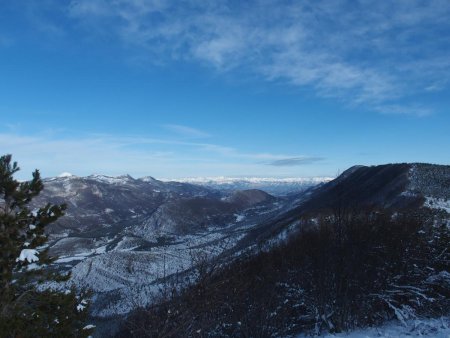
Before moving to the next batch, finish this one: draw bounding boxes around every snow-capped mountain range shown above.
[161,176,333,195]
[52,173,333,195]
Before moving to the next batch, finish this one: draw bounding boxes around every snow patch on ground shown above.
[54,250,92,263]
[77,299,88,312]
[234,213,245,222]
[424,197,450,213]
[112,236,143,252]
[427,270,450,287]
[94,245,108,254]
[55,256,88,263]
[297,317,450,337]
[83,324,96,330]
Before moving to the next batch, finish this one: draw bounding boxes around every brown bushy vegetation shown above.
[116,209,450,337]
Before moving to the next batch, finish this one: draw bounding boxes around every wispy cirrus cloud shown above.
[163,124,211,139]
[60,0,450,115]
[268,157,324,167]
[374,104,433,117]
[6,0,450,116]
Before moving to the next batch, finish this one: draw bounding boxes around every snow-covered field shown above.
[297,317,450,338]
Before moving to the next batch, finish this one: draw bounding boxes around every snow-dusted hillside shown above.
[408,164,450,214]
[47,199,288,317]
[408,164,450,199]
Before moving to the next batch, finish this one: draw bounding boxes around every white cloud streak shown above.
[0,132,319,179]
[268,157,324,167]
[163,124,211,138]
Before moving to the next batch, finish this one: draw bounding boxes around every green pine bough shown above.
[0,154,93,338]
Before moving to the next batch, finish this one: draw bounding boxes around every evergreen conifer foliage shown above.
[0,155,92,337]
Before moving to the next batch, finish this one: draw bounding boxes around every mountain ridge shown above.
[34,163,449,320]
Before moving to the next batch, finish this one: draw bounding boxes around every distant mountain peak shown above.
[86,174,135,184]
[139,176,158,182]
[58,172,75,178]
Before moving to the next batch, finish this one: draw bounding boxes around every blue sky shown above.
[1,0,449,179]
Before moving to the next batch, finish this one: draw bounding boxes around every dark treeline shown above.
[116,208,450,337]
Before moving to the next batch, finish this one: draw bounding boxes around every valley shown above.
[33,163,450,332]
